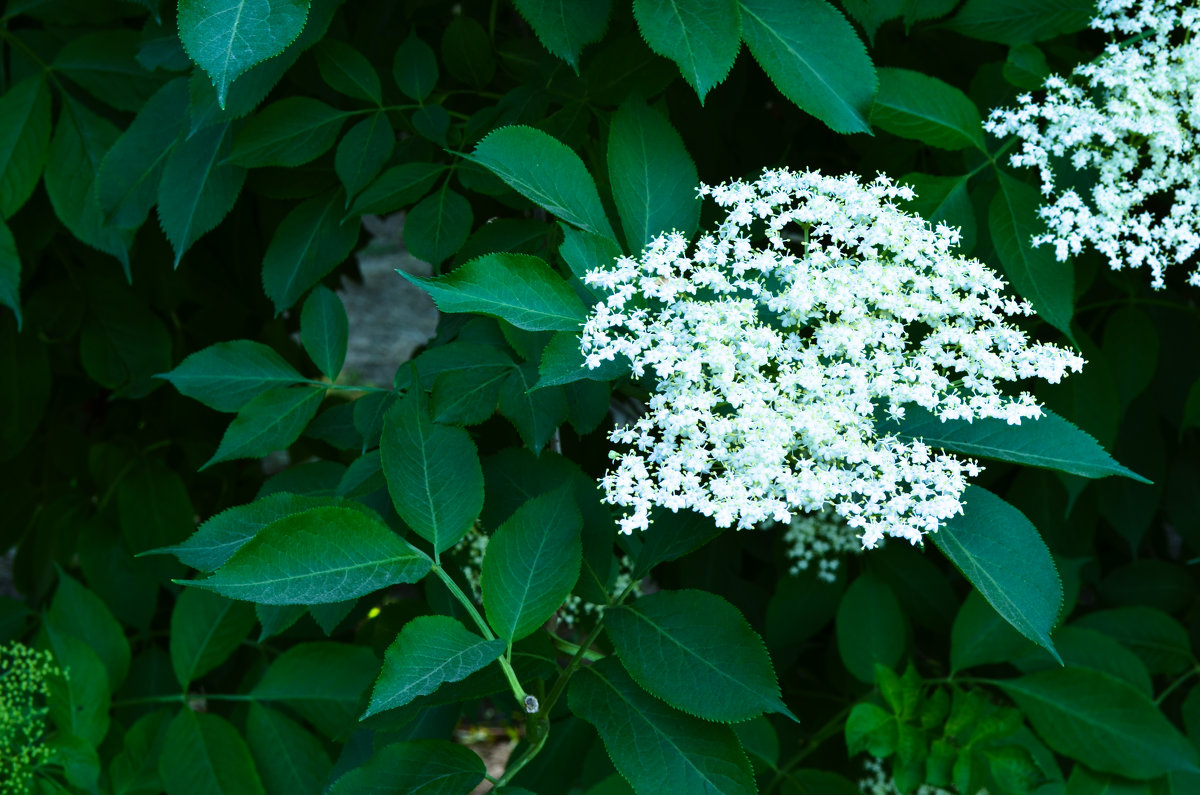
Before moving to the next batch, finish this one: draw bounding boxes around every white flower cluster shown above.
[581,169,1083,546]
[769,508,863,581]
[984,0,1200,289]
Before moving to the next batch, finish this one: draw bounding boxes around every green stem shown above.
[550,636,605,661]
[1156,665,1200,706]
[431,564,534,712]
[304,379,395,394]
[495,725,548,788]
[764,704,852,795]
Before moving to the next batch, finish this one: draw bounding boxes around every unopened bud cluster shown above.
[581,169,1083,546]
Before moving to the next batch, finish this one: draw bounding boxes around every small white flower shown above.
[581,169,1083,545]
[985,0,1200,289]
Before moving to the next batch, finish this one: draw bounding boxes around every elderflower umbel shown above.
[1,642,61,795]
[767,507,863,582]
[581,169,1083,546]
[984,0,1200,289]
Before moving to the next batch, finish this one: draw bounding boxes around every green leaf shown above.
[870,67,984,150]
[632,0,741,103]
[157,120,246,267]
[159,709,266,795]
[513,0,611,70]
[432,360,510,425]
[118,459,196,555]
[107,711,172,795]
[363,615,506,717]
[0,221,20,328]
[42,627,111,747]
[96,78,189,232]
[1013,626,1153,697]
[498,361,569,453]
[0,76,51,219]
[845,703,897,758]
[881,405,1150,482]
[440,16,495,87]
[470,126,617,240]
[836,571,908,683]
[226,97,349,167]
[392,32,438,101]
[300,285,348,380]
[1101,559,1196,615]
[994,668,1200,779]
[53,30,165,112]
[989,170,1075,342]
[607,95,700,253]
[559,224,623,283]
[169,588,255,687]
[48,570,131,691]
[327,740,486,794]
[899,172,976,251]
[80,272,173,398]
[943,0,1094,45]
[334,112,393,202]
[737,0,876,134]
[250,642,378,739]
[45,97,134,271]
[482,486,583,641]
[402,253,586,331]
[932,486,1063,662]
[950,589,1034,672]
[607,589,791,723]
[569,657,756,794]
[178,0,311,109]
[536,330,627,389]
[187,505,431,603]
[159,340,306,413]
[346,162,444,217]
[246,703,332,795]
[314,40,381,104]
[403,186,473,267]
[1073,607,1194,676]
[261,188,360,313]
[202,386,324,469]
[380,391,485,555]
[0,313,49,463]
[1004,43,1050,89]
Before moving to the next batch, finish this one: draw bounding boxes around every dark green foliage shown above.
[1,1,1196,793]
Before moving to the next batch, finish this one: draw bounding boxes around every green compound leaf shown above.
[401,253,586,332]
[633,0,741,104]
[738,0,876,134]
[346,162,445,218]
[156,120,246,267]
[187,505,431,604]
[513,0,611,71]
[989,170,1075,343]
[177,0,311,110]
[931,486,1063,663]
[569,657,756,795]
[48,570,131,692]
[993,668,1200,780]
[482,485,582,642]
[226,97,349,167]
[470,125,617,241]
[0,76,52,220]
[607,95,700,253]
[327,740,485,795]
[169,587,255,687]
[870,67,985,151]
[202,386,324,469]
[943,0,1095,45]
[403,187,473,267]
[606,589,792,723]
[836,571,908,683]
[363,615,506,717]
[314,39,381,104]
[250,642,378,739]
[882,405,1150,483]
[380,391,485,555]
[159,709,266,795]
[334,112,393,202]
[261,189,359,313]
[246,704,332,795]
[97,78,189,232]
[158,339,306,413]
[300,285,348,380]
[393,32,438,101]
